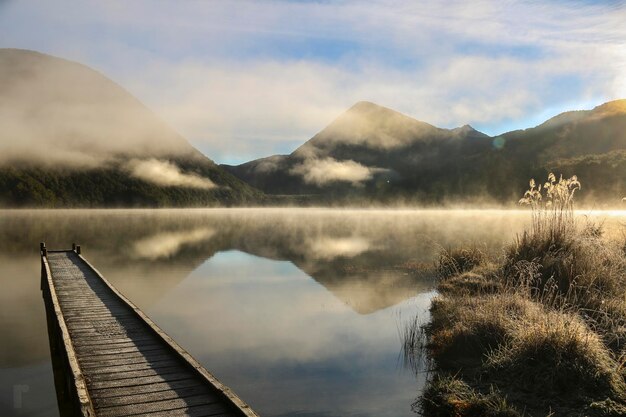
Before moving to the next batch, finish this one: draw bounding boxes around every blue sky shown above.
[1,0,626,164]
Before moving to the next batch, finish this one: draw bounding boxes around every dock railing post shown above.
[40,242,47,290]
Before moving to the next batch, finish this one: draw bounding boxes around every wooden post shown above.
[40,245,46,290]
[72,243,76,251]
[75,245,81,255]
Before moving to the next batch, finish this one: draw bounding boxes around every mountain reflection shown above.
[148,252,434,416]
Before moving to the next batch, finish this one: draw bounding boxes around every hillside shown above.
[0,49,263,207]
[224,100,626,205]
[224,102,493,201]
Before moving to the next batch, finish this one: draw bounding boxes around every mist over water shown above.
[2,208,624,416]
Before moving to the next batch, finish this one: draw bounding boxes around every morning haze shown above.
[2,1,626,417]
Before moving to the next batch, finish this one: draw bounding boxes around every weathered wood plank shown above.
[79,354,177,369]
[88,372,196,390]
[75,342,164,356]
[83,364,183,381]
[74,337,158,348]
[128,404,232,417]
[92,385,216,408]
[78,346,169,361]
[95,394,224,417]
[89,379,202,399]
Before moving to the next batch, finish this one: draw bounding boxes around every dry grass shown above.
[485,307,626,398]
[418,375,520,417]
[411,173,626,416]
[437,246,486,279]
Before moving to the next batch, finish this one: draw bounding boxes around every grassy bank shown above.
[413,175,626,416]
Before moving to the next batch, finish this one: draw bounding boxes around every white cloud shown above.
[290,157,387,186]
[126,159,217,189]
[133,227,216,259]
[308,236,371,260]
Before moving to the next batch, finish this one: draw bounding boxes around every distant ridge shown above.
[223,99,626,205]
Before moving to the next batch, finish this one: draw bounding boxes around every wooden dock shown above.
[40,243,259,417]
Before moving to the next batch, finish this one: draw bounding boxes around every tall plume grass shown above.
[518,173,580,240]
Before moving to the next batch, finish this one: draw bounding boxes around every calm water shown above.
[2,208,620,416]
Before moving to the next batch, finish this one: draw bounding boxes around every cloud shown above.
[0,49,192,168]
[308,236,371,260]
[290,157,387,186]
[251,155,284,174]
[132,227,216,259]
[1,0,626,162]
[120,51,625,163]
[126,159,217,189]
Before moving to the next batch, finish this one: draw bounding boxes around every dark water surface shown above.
[0,208,576,416]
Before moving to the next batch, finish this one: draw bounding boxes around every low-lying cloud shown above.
[308,236,371,260]
[132,227,216,260]
[0,49,192,168]
[126,158,216,189]
[290,157,387,186]
[252,155,283,174]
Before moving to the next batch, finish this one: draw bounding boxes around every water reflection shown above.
[132,227,216,260]
[0,208,543,416]
[149,252,434,417]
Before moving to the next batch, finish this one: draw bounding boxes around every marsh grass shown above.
[410,173,626,416]
[417,375,520,417]
[399,313,430,374]
[436,246,486,279]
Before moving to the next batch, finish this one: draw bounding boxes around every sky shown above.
[1,0,626,165]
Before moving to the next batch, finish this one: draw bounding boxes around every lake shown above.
[2,208,621,416]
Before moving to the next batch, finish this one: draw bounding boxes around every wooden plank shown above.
[67,319,141,328]
[75,342,164,356]
[75,336,159,347]
[83,364,184,381]
[75,335,157,346]
[92,385,216,408]
[88,372,195,390]
[68,325,145,335]
[128,404,232,417]
[95,394,223,417]
[89,379,202,399]
[80,353,176,369]
[77,344,168,359]
[65,323,134,335]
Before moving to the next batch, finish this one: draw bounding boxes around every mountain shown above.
[496,100,626,200]
[223,100,626,205]
[0,49,263,207]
